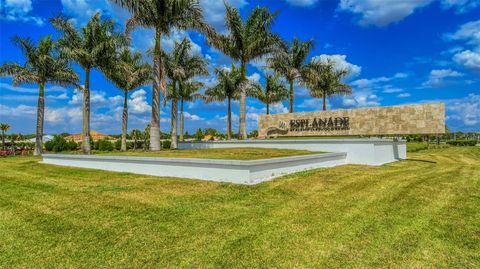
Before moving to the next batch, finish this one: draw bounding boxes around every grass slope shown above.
[93,147,319,160]
[1,147,479,268]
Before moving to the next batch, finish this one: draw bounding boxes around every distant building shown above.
[203,135,220,141]
[65,131,111,142]
[25,135,54,143]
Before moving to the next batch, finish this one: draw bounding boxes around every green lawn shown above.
[92,147,319,160]
[1,147,479,268]
[406,141,430,152]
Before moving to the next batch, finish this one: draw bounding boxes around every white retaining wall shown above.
[179,138,406,165]
[42,153,347,185]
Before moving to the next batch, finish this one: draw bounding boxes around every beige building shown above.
[64,131,111,142]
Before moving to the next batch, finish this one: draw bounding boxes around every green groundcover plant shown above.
[446,140,478,146]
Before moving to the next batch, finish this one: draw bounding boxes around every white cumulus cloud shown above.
[285,0,319,7]
[311,54,362,79]
[446,93,480,128]
[128,89,151,114]
[338,0,433,27]
[0,0,44,25]
[445,19,480,47]
[453,50,480,74]
[421,68,464,88]
[200,0,248,31]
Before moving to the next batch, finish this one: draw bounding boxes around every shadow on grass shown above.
[405,158,437,164]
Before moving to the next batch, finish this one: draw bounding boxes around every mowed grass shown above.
[1,147,479,268]
[92,147,319,160]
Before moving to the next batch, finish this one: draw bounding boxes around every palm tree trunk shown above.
[323,94,327,111]
[150,29,162,151]
[170,92,178,149]
[289,79,294,113]
[266,103,270,115]
[34,83,45,155]
[121,90,128,151]
[133,137,137,150]
[1,130,4,150]
[239,62,247,140]
[82,68,91,154]
[227,97,232,140]
[11,138,15,156]
[179,98,184,142]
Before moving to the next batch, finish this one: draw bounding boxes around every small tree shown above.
[10,134,18,156]
[0,36,78,155]
[268,37,314,113]
[178,80,204,141]
[301,59,352,111]
[204,128,220,137]
[51,13,126,154]
[194,128,204,141]
[0,123,10,150]
[251,74,288,115]
[104,48,151,151]
[110,0,211,151]
[129,129,142,150]
[207,4,281,139]
[163,38,208,149]
[205,65,259,140]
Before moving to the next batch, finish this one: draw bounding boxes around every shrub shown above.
[405,135,423,142]
[126,141,134,150]
[248,130,258,138]
[96,139,114,151]
[16,142,35,150]
[45,135,77,152]
[67,140,77,150]
[446,140,477,147]
[114,139,122,150]
[161,140,171,149]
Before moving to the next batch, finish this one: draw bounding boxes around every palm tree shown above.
[129,129,142,150]
[10,133,18,156]
[178,80,204,141]
[104,48,151,151]
[251,74,288,115]
[0,123,10,150]
[205,65,259,140]
[207,4,280,139]
[51,12,126,154]
[163,38,208,149]
[268,37,314,113]
[301,59,352,111]
[0,36,78,155]
[110,0,210,151]
[143,124,150,151]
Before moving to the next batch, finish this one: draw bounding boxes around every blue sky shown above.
[1,0,479,135]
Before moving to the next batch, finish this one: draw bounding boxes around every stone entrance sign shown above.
[258,103,445,138]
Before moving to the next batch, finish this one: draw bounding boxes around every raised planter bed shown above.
[41,152,347,185]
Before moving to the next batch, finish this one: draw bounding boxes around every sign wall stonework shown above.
[258,103,445,138]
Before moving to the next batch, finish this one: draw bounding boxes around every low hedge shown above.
[446,140,478,146]
[161,140,171,149]
[95,139,114,151]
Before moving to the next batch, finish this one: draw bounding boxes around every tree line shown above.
[0,0,353,155]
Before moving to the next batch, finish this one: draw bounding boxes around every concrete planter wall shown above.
[179,138,406,165]
[41,139,405,185]
[42,153,347,185]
